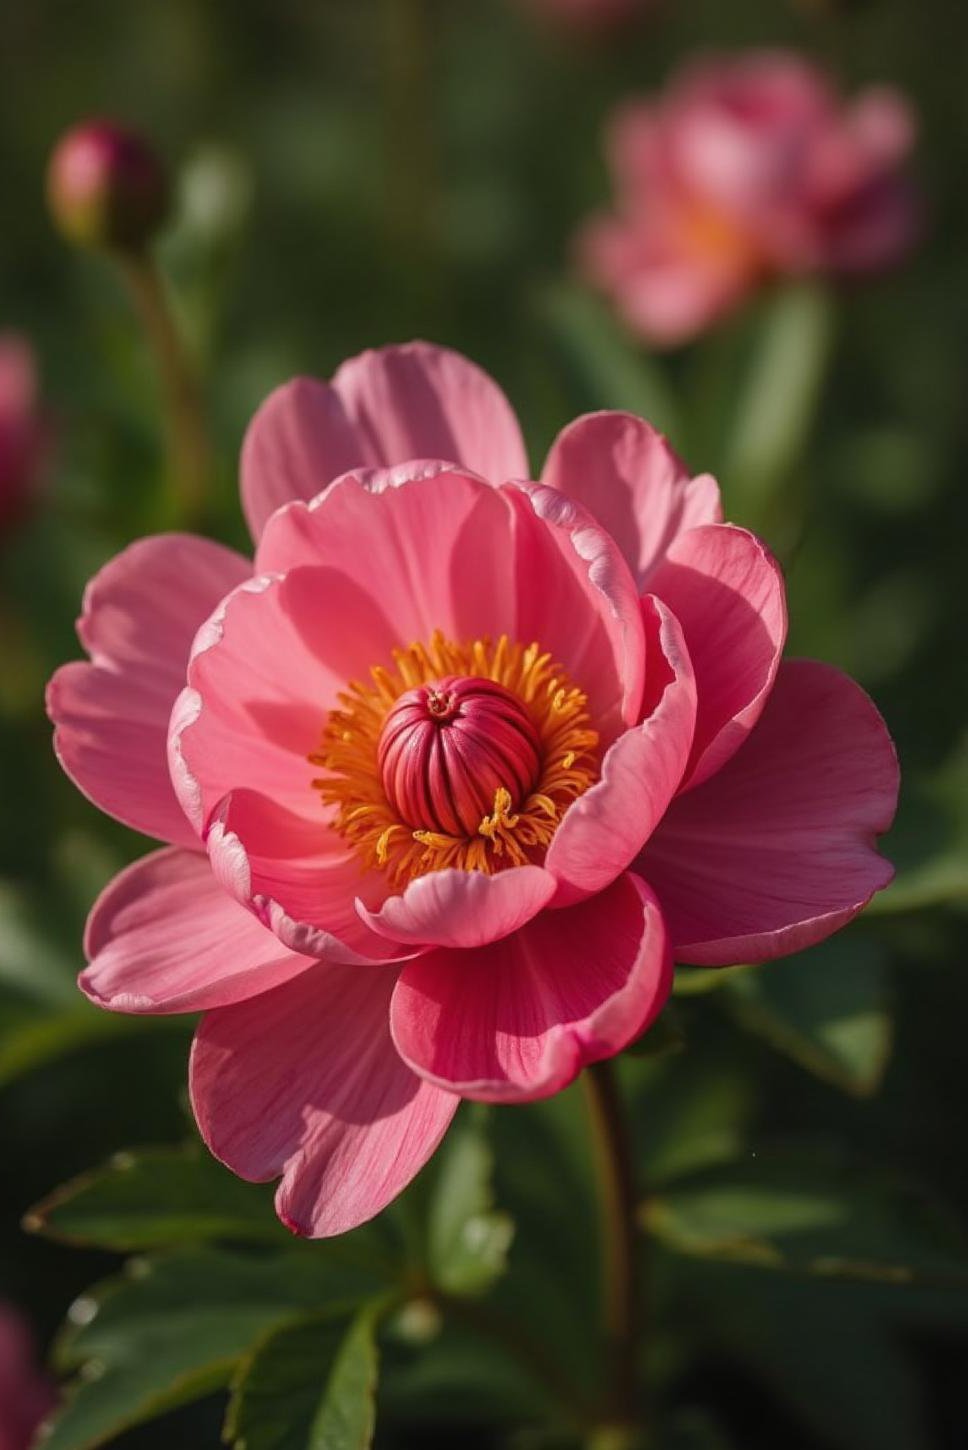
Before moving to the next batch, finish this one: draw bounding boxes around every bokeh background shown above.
[1,1,967,1447]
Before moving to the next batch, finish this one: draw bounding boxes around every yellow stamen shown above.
[309,630,599,887]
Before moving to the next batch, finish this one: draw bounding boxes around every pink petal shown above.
[648,523,786,789]
[331,341,528,483]
[636,659,898,965]
[506,482,645,740]
[390,873,672,1103]
[540,411,722,590]
[240,377,365,542]
[255,467,518,648]
[171,566,399,834]
[545,596,696,903]
[190,962,458,1237]
[47,534,249,848]
[240,343,529,541]
[360,865,557,949]
[82,847,314,1013]
[206,788,405,965]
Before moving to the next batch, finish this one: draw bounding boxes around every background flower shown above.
[0,1302,55,1450]
[579,52,918,345]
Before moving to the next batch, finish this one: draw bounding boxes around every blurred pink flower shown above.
[580,52,919,345]
[48,343,898,1237]
[0,335,46,538]
[0,1303,55,1450]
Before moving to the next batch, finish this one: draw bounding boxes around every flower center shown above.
[310,631,599,886]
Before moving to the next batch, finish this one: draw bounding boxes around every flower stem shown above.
[582,1058,642,1439]
[118,249,212,525]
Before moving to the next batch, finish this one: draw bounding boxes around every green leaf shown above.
[720,281,834,522]
[225,1304,382,1450]
[41,1249,390,1450]
[427,1112,514,1297]
[645,1148,968,1287]
[721,935,893,1096]
[24,1144,293,1250]
[536,281,681,437]
[0,996,189,1088]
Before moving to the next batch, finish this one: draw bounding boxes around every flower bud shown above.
[46,120,170,252]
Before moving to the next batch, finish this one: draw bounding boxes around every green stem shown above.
[582,1059,642,1439]
[118,249,212,525]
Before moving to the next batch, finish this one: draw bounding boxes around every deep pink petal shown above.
[540,411,722,589]
[240,377,366,541]
[636,659,898,965]
[545,596,696,903]
[506,482,645,740]
[648,523,786,789]
[331,341,528,482]
[390,873,672,1103]
[82,847,314,1013]
[360,865,557,949]
[206,789,406,964]
[47,534,249,847]
[190,963,458,1237]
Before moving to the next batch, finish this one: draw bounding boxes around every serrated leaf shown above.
[40,1249,389,1450]
[24,1145,291,1250]
[308,1305,381,1450]
[721,936,893,1095]
[645,1148,968,1287]
[427,1113,513,1297]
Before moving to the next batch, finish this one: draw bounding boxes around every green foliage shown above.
[426,1111,515,1297]
[645,1147,968,1287]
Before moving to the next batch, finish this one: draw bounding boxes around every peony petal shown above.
[82,847,314,1013]
[331,341,528,483]
[205,788,406,965]
[505,482,646,740]
[171,566,399,833]
[636,659,898,965]
[648,523,786,789]
[255,467,518,649]
[540,411,722,590]
[240,377,366,541]
[390,873,672,1103]
[360,865,557,949]
[190,963,458,1237]
[47,534,249,848]
[545,596,696,903]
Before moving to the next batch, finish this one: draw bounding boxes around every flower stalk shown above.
[583,1058,642,1442]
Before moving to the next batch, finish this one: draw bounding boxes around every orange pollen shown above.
[309,630,600,886]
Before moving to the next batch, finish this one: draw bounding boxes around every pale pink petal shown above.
[545,596,696,903]
[190,963,458,1237]
[540,411,722,590]
[506,482,645,740]
[47,534,249,847]
[240,377,366,541]
[171,566,399,833]
[331,341,528,483]
[206,789,406,965]
[636,659,898,965]
[81,847,314,1013]
[390,873,671,1103]
[361,865,557,949]
[648,523,786,789]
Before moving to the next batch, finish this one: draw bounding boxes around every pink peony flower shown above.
[0,1302,55,1450]
[580,51,919,345]
[0,335,47,539]
[47,342,898,1236]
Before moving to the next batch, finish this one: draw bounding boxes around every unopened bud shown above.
[46,120,170,253]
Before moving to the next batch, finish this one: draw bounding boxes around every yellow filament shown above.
[309,630,599,886]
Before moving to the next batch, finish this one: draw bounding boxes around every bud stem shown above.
[118,251,213,525]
